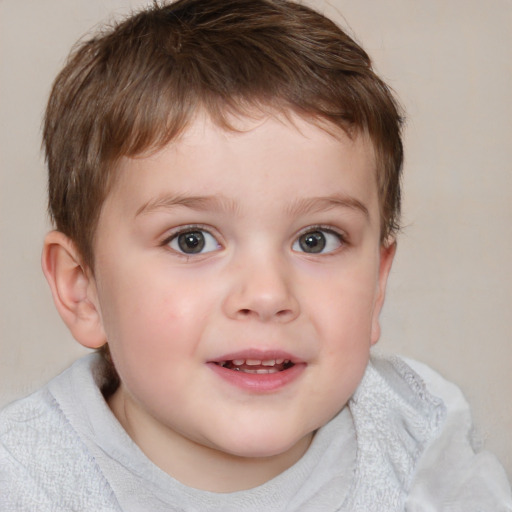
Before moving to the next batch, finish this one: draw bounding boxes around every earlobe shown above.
[370,240,397,345]
[41,231,106,349]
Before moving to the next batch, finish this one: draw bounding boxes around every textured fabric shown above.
[404,358,512,511]
[0,387,119,511]
[1,353,510,511]
[346,357,446,511]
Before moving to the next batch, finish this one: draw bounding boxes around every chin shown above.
[211,427,312,460]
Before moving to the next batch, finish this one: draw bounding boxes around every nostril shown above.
[235,307,297,321]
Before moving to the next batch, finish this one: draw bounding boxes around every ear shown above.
[42,231,106,349]
[370,240,397,345]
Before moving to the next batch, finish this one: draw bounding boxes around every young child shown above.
[1,0,510,510]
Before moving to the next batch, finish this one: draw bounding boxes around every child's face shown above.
[90,112,394,471]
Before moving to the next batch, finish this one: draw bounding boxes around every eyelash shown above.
[161,225,220,254]
[161,224,347,257]
[292,225,348,255]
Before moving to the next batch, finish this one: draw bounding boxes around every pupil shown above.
[178,231,205,253]
[300,231,325,253]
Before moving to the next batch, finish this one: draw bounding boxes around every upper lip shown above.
[208,349,304,365]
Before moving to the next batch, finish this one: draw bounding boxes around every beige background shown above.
[1,0,511,481]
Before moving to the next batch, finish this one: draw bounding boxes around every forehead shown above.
[173,110,374,160]
[104,111,378,221]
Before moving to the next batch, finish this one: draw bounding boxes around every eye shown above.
[292,229,343,254]
[168,229,220,255]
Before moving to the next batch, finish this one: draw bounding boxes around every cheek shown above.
[305,266,377,399]
[100,279,210,406]
[97,268,213,364]
[310,267,377,339]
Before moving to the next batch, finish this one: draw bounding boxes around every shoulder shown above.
[0,366,119,511]
[398,357,512,511]
[0,387,70,470]
[346,355,511,511]
[346,355,447,511]
[401,357,473,417]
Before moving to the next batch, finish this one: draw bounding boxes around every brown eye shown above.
[298,231,326,253]
[293,229,343,254]
[178,231,205,253]
[168,229,220,255]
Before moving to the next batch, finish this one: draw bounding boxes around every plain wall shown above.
[1,0,511,480]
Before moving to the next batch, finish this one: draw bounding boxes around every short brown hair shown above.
[44,0,403,269]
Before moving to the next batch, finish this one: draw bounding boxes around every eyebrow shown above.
[285,195,370,218]
[135,192,369,219]
[135,194,239,217]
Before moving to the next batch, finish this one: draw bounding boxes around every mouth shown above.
[214,358,295,374]
[207,351,305,391]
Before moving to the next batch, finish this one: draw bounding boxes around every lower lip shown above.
[207,363,306,393]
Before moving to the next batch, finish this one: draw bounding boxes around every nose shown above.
[222,254,300,323]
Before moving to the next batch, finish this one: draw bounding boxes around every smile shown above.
[216,358,295,374]
[208,352,304,392]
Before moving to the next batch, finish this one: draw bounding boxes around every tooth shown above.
[236,368,280,374]
[262,360,275,366]
[275,359,284,365]
[232,359,245,366]
[246,359,262,366]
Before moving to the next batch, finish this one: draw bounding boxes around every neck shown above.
[108,386,313,492]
